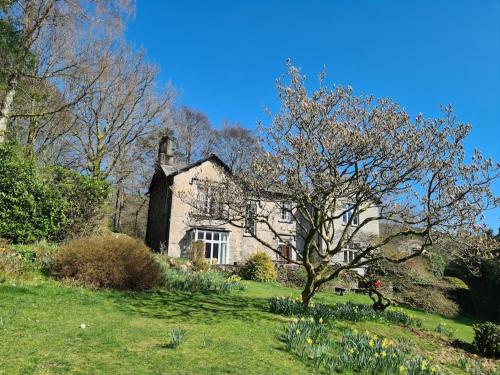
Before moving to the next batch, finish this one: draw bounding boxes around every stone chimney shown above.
[158,134,174,166]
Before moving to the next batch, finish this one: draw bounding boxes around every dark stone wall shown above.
[145,172,171,252]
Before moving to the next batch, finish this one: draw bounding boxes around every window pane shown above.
[213,243,219,260]
[205,243,211,258]
[197,231,204,240]
[221,234,227,241]
[214,232,219,241]
[206,232,212,240]
[344,251,348,263]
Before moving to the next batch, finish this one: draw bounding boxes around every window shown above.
[191,229,229,264]
[280,201,292,222]
[244,201,257,235]
[342,205,359,226]
[277,241,293,263]
[343,249,356,263]
[196,185,223,217]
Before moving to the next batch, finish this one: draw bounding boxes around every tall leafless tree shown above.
[170,106,214,164]
[0,0,134,143]
[213,121,261,171]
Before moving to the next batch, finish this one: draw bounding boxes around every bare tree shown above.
[213,121,261,171]
[0,0,134,142]
[184,61,500,305]
[67,43,174,179]
[170,106,214,164]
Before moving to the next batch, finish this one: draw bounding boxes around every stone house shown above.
[145,136,379,269]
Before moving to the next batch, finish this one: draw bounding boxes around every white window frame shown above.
[342,205,359,226]
[280,201,292,222]
[343,249,356,264]
[191,229,230,265]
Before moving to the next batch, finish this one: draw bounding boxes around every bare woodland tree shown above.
[213,121,261,171]
[170,106,214,164]
[0,0,133,143]
[187,62,500,305]
[67,44,174,179]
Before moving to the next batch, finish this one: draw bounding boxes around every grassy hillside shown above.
[0,276,494,374]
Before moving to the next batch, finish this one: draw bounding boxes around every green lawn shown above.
[0,277,487,374]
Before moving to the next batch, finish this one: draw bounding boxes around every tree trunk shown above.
[26,108,38,156]
[113,185,124,232]
[0,78,18,143]
[301,274,317,306]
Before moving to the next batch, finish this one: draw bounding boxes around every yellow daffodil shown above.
[381,338,389,348]
[348,348,354,355]
[374,353,379,358]
[399,365,407,374]
[353,328,358,334]
[306,338,313,345]
[373,335,378,340]
[300,317,305,322]
[295,329,301,335]
[319,318,323,324]
[381,351,387,358]
[369,339,375,348]
[431,366,437,373]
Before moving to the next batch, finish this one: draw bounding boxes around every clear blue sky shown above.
[127,0,500,230]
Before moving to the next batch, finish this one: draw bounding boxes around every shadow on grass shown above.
[109,289,278,324]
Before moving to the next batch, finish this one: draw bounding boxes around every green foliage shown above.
[446,259,500,321]
[162,269,244,294]
[51,167,110,240]
[472,322,500,358]
[269,297,422,327]
[434,322,454,338]
[240,252,277,282]
[0,143,110,243]
[427,252,445,278]
[0,143,68,243]
[51,235,163,290]
[0,242,58,276]
[165,327,187,348]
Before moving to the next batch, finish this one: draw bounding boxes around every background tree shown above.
[67,44,173,179]
[0,0,133,143]
[213,121,261,171]
[195,61,500,305]
[169,106,214,164]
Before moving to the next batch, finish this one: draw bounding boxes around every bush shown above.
[0,143,68,243]
[240,252,277,282]
[162,268,244,294]
[427,252,445,278]
[51,167,110,240]
[472,322,500,358]
[51,235,162,290]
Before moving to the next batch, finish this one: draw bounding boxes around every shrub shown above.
[240,252,277,282]
[427,252,445,278]
[472,322,500,358]
[0,143,68,243]
[165,327,187,348]
[51,235,162,290]
[162,269,244,293]
[51,167,110,240]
